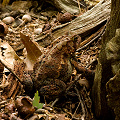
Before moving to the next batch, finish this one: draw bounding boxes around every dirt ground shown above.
[0,1,102,120]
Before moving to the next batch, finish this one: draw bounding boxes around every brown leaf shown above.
[20,32,42,70]
[0,40,22,71]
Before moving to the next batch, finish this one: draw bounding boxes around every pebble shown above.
[22,14,31,23]
[2,16,15,24]
[34,28,42,35]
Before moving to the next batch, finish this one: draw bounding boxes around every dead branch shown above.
[76,24,106,51]
[51,0,111,38]
[73,86,85,120]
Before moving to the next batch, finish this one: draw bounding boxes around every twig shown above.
[0,100,7,105]
[72,100,81,118]
[66,74,81,91]
[51,98,59,107]
[76,24,106,51]
[72,86,85,120]
[0,59,23,84]
[77,0,81,14]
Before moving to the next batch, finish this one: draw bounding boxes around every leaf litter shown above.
[0,0,103,120]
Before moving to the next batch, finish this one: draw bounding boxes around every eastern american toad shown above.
[31,35,81,98]
[2,35,81,99]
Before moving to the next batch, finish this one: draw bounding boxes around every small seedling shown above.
[32,91,44,109]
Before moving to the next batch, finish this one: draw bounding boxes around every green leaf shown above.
[32,91,44,109]
[38,102,44,109]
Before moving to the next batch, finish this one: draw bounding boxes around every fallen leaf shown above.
[0,40,22,71]
[20,32,42,70]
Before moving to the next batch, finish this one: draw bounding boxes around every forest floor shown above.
[0,1,103,120]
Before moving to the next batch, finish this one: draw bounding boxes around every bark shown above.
[46,0,80,14]
[52,0,111,38]
[92,0,120,120]
[37,0,111,47]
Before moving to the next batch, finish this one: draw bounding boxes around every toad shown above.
[30,35,81,99]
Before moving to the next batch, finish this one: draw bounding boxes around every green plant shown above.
[32,91,44,109]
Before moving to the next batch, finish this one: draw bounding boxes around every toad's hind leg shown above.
[39,79,66,97]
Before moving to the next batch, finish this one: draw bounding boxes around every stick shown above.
[51,98,59,107]
[76,25,106,51]
[73,86,85,120]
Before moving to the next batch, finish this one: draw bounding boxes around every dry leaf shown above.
[0,40,22,71]
[20,32,42,70]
